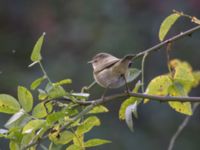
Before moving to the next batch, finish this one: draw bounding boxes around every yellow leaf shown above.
[144,75,172,103]
[170,59,194,83]
[169,59,195,93]
[119,81,141,120]
[168,101,192,116]
[192,71,200,88]
[168,84,192,115]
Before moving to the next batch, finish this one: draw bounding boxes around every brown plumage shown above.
[88,53,135,88]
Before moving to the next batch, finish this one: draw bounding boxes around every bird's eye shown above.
[128,62,132,68]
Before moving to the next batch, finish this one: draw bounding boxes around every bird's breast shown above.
[94,68,128,88]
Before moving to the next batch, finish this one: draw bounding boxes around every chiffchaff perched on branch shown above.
[88,53,136,93]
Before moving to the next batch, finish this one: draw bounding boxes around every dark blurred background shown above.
[0,0,200,150]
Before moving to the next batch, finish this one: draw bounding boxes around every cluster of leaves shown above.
[118,11,200,131]
[145,59,200,114]
[0,33,111,150]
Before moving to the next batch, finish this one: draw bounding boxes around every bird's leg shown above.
[122,75,131,95]
[101,88,108,101]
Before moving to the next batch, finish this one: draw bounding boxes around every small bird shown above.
[88,53,135,91]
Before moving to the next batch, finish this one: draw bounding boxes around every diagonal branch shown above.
[135,25,200,58]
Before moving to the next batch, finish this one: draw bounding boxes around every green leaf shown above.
[4,109,29,129]
[9,141,20,150]
[66,144,82,150]
[53,79,72,86]
[31,76,46,90]
[168,84,192,115]
[7,127,23,143]
[21,132,35,148]
[49,130,74,145]
[72,131,84,148]
[125,103,137,132]
[18,86,33,112]
[144,75,172,103]
[47,85,66,99]
[170,59,194,83]
[76,116,100,135]
[127,68,141,83]
[38,89,48,100]
[192,71,200,87]
[0,129,8,138]
[89,105,109,114]
[22,119,45,134]
[170,59,195,93]
[119,97,138,120]
[31,32,45,62]
[0,94,20,114]
[49,142,63,150]
[32,102,52,118]
[119,81,141,120]
[159,13,181,41]
[7,127,23,141]
[46,111,65,125]
[85,138,111,147]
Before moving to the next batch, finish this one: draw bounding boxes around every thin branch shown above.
[68,92,200,106]
[167,103,199,150]
[141,52,148,92]
[135,25,200,59]
[39,62,53,84]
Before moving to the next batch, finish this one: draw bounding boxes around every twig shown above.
[68,92,200,106]
[141,52,148,92]
[167,103,199,150]
[39,62,53,84]
[135,25,200,58]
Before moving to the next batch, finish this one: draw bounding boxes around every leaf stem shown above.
[167,103,199,150]
[141,53,148,92]
[38,62,52,84]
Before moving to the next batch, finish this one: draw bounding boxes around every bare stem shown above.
[39,61,53,84]
[135,25,200,59]
[167,103,199,150]
[141,52,148,92]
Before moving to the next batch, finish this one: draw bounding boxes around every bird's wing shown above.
[94,57,119,73]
